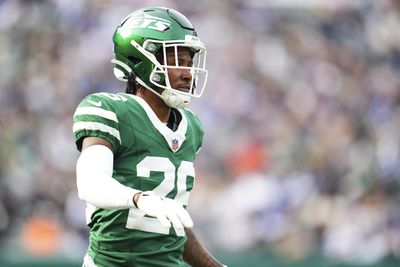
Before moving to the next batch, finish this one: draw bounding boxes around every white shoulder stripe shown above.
[74,107,118,122]
[83,253,98,267]
[73,121,121,144]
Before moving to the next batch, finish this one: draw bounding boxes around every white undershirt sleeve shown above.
[76,144,141,209]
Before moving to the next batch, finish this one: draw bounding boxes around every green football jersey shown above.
[73,92,203,267]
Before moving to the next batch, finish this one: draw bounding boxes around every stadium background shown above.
[1,0,400,266]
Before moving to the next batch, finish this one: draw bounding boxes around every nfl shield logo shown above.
[172,139,179,150]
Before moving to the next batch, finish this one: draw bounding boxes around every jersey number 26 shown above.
[125,156,194,236]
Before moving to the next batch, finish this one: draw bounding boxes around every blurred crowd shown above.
[1,0,400,264]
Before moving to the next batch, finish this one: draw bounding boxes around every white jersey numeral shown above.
[125,156,194,236]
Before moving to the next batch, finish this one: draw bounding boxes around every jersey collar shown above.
[129,95,187,152]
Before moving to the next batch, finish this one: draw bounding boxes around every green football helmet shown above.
[112,7,208,109]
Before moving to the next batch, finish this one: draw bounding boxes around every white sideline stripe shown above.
[73,121,121,143]
[74,107,118,122]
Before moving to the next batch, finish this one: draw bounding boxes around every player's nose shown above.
[181,68,192,81]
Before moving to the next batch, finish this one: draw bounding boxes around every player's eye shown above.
[166,54,176,66]
[178,58,193,67]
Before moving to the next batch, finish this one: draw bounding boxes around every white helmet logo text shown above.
[122,14,171,32]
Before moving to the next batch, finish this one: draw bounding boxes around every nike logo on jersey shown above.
[88,100,102,107]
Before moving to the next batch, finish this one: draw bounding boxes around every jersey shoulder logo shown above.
[122,13,171,32]
[87,100,102,107]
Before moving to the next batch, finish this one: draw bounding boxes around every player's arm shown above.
[76,136,193,229]
[183,228,226,267]
[76,137,140,209]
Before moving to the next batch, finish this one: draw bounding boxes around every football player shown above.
[73,7,226,267]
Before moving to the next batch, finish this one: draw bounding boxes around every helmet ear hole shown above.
[128,56,141,65]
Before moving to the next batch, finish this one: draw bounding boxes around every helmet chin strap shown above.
[161,90,191,109]
[136,77,191,109]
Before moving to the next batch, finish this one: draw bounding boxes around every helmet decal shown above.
[122,13,172,32]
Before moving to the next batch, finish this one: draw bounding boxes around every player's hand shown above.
[136,191,193,229]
